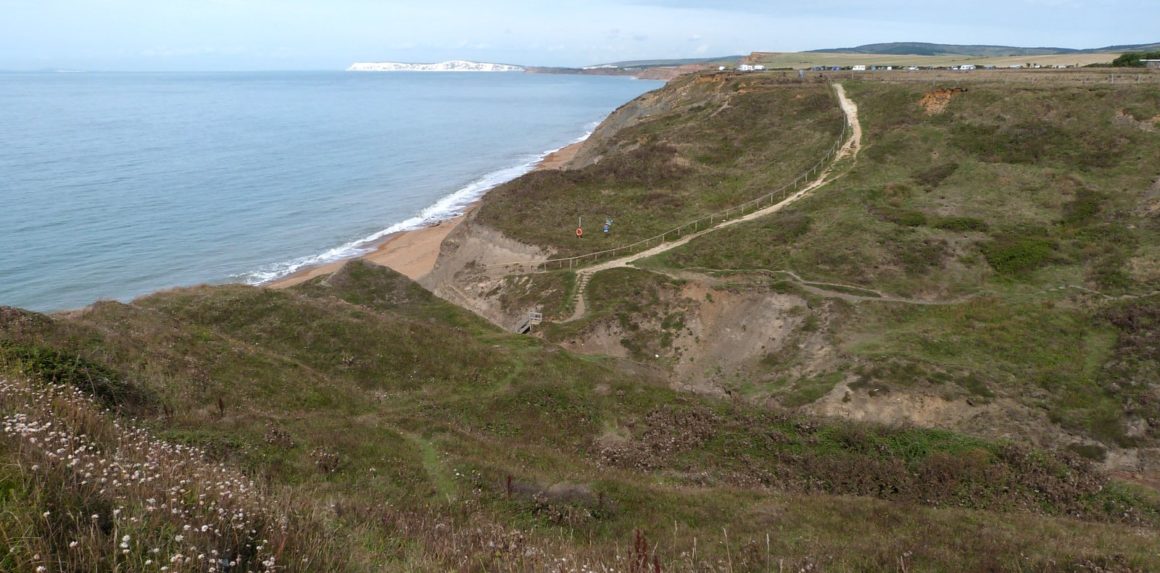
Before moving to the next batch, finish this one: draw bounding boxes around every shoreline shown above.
[268,139,585,289]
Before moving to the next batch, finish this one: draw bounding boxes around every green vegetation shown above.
[498,270,576,321]
[477,74,845,257]
[6,72,1160,570]
[0,339,153,410]
[1113,51,1160,67]
[544,268,689,361]
[750,51,1123,69]
[640,78,1160,454]
[981,229,1056,277]
[4,262,1160,569]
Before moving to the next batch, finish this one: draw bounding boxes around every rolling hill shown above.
[810,41,1160,56]
[5,63,1160,571]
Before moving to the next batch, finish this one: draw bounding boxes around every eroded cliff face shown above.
[419,74,728,329]
[567,73,736,169]
[418,209,551,330]
[420,74,1160,488]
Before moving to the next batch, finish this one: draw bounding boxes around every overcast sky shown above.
[0,0,1155,71]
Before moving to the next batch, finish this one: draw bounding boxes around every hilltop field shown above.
[747,51,1120,69]
[4,67,1160,571]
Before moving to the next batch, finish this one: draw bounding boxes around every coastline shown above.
[269,139,584,289]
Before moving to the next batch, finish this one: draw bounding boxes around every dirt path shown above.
[664,269,1160,309]
[562,84,863,322]
[667,267,979,306]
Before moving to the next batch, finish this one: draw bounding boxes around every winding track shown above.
[561,83,863,322]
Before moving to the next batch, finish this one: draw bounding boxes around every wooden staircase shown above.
[515,310,543,334]
[562,272,593,323]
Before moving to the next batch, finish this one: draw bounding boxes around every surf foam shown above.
[239,125,597,285]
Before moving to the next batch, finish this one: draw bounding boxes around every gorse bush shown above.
[982,232,1056,277]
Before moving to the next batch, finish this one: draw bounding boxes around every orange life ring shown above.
[576,227,583,238]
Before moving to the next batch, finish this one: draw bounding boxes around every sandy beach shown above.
[268,214,466,288]
[536,140,583,170]
[269,140,583,289]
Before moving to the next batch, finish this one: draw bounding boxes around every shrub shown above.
[950,121,1122,169]
[1061,189,1104,229]
[875,207,928,227]
[0,342,153,411]
[1112,52,1160,67]
[0,377,348,572]
[912,162,960,189]
[982,232,1056,277]
[935,216,989,232]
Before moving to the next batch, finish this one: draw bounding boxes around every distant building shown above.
[852,65,867,71]
[1143,60,1160,69]
[960,64,977,71]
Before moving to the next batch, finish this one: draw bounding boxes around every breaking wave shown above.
[239,125,597,285]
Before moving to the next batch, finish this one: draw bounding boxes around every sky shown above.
[0,0,1155,71]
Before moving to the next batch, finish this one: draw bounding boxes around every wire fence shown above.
[489,83,851,274]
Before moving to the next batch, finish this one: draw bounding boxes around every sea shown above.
[0,72,661,312]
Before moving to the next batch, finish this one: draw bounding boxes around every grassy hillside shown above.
[810,42,1078,57]
[476,73,845,257]
[749,51,1120,69]
[5,70,1160,571]
[758,41,1160,68]
[462,73,1159,463]
[4,262,1160,570]
[807,41,1160,57]
[596,56,744,68]
[630,79,1160,451]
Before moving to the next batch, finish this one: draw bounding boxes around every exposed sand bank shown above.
[536,140,583,171]
[269,140,584,289]
[269,214,466,288]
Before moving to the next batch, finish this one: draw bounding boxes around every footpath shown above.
[559,84,863,322]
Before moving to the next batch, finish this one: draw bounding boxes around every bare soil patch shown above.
[919,87,967,115]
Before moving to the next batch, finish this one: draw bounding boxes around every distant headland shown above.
[346,60,524,72]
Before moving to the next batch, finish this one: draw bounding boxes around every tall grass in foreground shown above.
[0,376,347,572]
